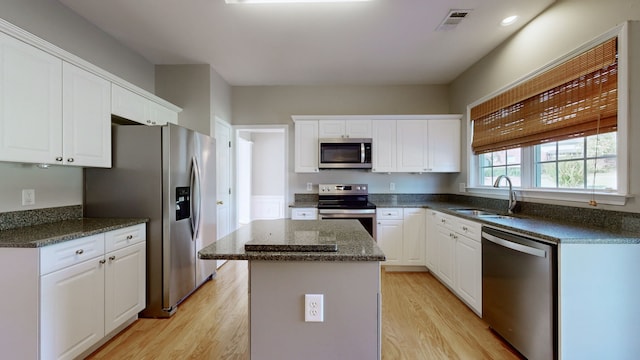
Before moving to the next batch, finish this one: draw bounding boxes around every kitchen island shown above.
[198,219,385,360]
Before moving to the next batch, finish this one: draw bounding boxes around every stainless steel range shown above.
[318,184,376,239]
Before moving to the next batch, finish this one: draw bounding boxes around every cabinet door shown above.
[455,234,481,314]
[435,225,455,288]
[148,101,178,125]
[427,119,460,172]
[318,120,345,138]
[41,258,105,360]
[111,84,147,123]
[376,219,403,266]
[345,120,372,138]
[104,242,146,334]
[396,120,428,172]
[294,120,319,172]
[425,210,439,271]
[402,208,425,265]
[0,31,62,164]
[371,120,396,172]
[62,62,111,167]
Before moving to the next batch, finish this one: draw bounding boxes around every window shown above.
[468,27,628,205]
[479,148,521,187]
[535,133,617,190]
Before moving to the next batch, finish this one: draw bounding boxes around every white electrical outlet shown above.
[22,189,35,206]
[389,182,395,191]
[306,182,313,191]
[305,294,324,322]
[459,182,466,193]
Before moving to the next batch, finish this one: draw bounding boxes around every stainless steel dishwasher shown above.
[482,226,557,360]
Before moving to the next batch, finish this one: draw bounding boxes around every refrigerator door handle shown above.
[190,156,202,240]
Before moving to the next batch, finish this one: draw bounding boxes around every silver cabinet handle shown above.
[55,157,63,162]
[99,259,106,264]
[126,235,133,240]
[75,249,84,255]
[67,158,74,163]
[109,256,116,261]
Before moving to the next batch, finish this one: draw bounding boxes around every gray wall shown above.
[0,0,154,91]
[155,65,212,135]
[449,0,640,213]
[231,85,453,201]
[0,3,155,212]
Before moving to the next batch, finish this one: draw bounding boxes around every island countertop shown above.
[199,219,385,261]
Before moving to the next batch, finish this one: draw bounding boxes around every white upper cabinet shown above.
[396,117,461,173]
[0,31,63,164]
[294,119,319,173]
[112,84,178,126]
[319,119,372,138]
[371,120,396,173]
[63,62,111,167]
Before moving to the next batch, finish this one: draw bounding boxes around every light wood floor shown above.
[87,261,521,359]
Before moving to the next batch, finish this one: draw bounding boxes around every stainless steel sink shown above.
[451,208,516,220]
[451,208,497,216]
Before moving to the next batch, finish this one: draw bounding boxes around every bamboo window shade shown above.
[471,37,618,155]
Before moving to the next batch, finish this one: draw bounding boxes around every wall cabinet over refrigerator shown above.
[112,84,178,126]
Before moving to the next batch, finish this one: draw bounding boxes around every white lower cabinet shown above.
[0,224,146,360]
[377,208,425,266]
[41,257,106,360]
[425,210,482,314]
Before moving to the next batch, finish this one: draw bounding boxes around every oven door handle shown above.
[482,232,546,258]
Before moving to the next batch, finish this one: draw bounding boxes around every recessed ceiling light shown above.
[225,0,371,4]
[500,15,518,26]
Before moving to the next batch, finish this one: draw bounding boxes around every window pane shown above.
[587,133,617,158]
[587,158,617,190]
[493,167,506,183]
[557,138,584,160]
[537,143,557,162]
[482,168,493,186]
[506,148,521,165]
[492,151,506,166]
[537,162,557,187]
[480,153,493,167]
[506,166,521,186]
[558,160,584,188]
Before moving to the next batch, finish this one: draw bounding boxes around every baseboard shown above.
[382,265,429,272]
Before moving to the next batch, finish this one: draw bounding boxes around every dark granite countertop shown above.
[0,218,148,248]
[289,202,318,208]
[289,197,640,245]
[199,219,385,261]
[373,200,640,245]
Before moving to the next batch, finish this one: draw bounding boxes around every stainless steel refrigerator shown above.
[84,123,217,318]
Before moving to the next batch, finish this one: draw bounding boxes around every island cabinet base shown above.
[249,260,381,360]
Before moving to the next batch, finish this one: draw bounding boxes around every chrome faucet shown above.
[493,175,517,214]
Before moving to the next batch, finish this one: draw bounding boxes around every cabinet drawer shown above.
[452,218,481,242]
[105,224,146,252]
[376,208,403,220]
[40,234,105,275]
[291,208,318,220]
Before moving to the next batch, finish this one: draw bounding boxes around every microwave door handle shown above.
[361,143,365,163]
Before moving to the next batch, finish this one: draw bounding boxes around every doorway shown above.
[235,126,287,228]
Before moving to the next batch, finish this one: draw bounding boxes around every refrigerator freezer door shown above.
[165,124,196,309]
[194,131,217,285]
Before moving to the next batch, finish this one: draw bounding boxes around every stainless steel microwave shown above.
[318,138,372,169]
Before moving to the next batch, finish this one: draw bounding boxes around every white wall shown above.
[231,85,452,200]
[449,0,640,213]
[0,2,156,212]
[252,133,285,196]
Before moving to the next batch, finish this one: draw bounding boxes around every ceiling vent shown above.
[436,9,472,31]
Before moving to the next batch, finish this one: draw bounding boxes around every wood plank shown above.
[87,262,521,359]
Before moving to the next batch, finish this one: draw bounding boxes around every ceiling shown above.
[58,0,554,86]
